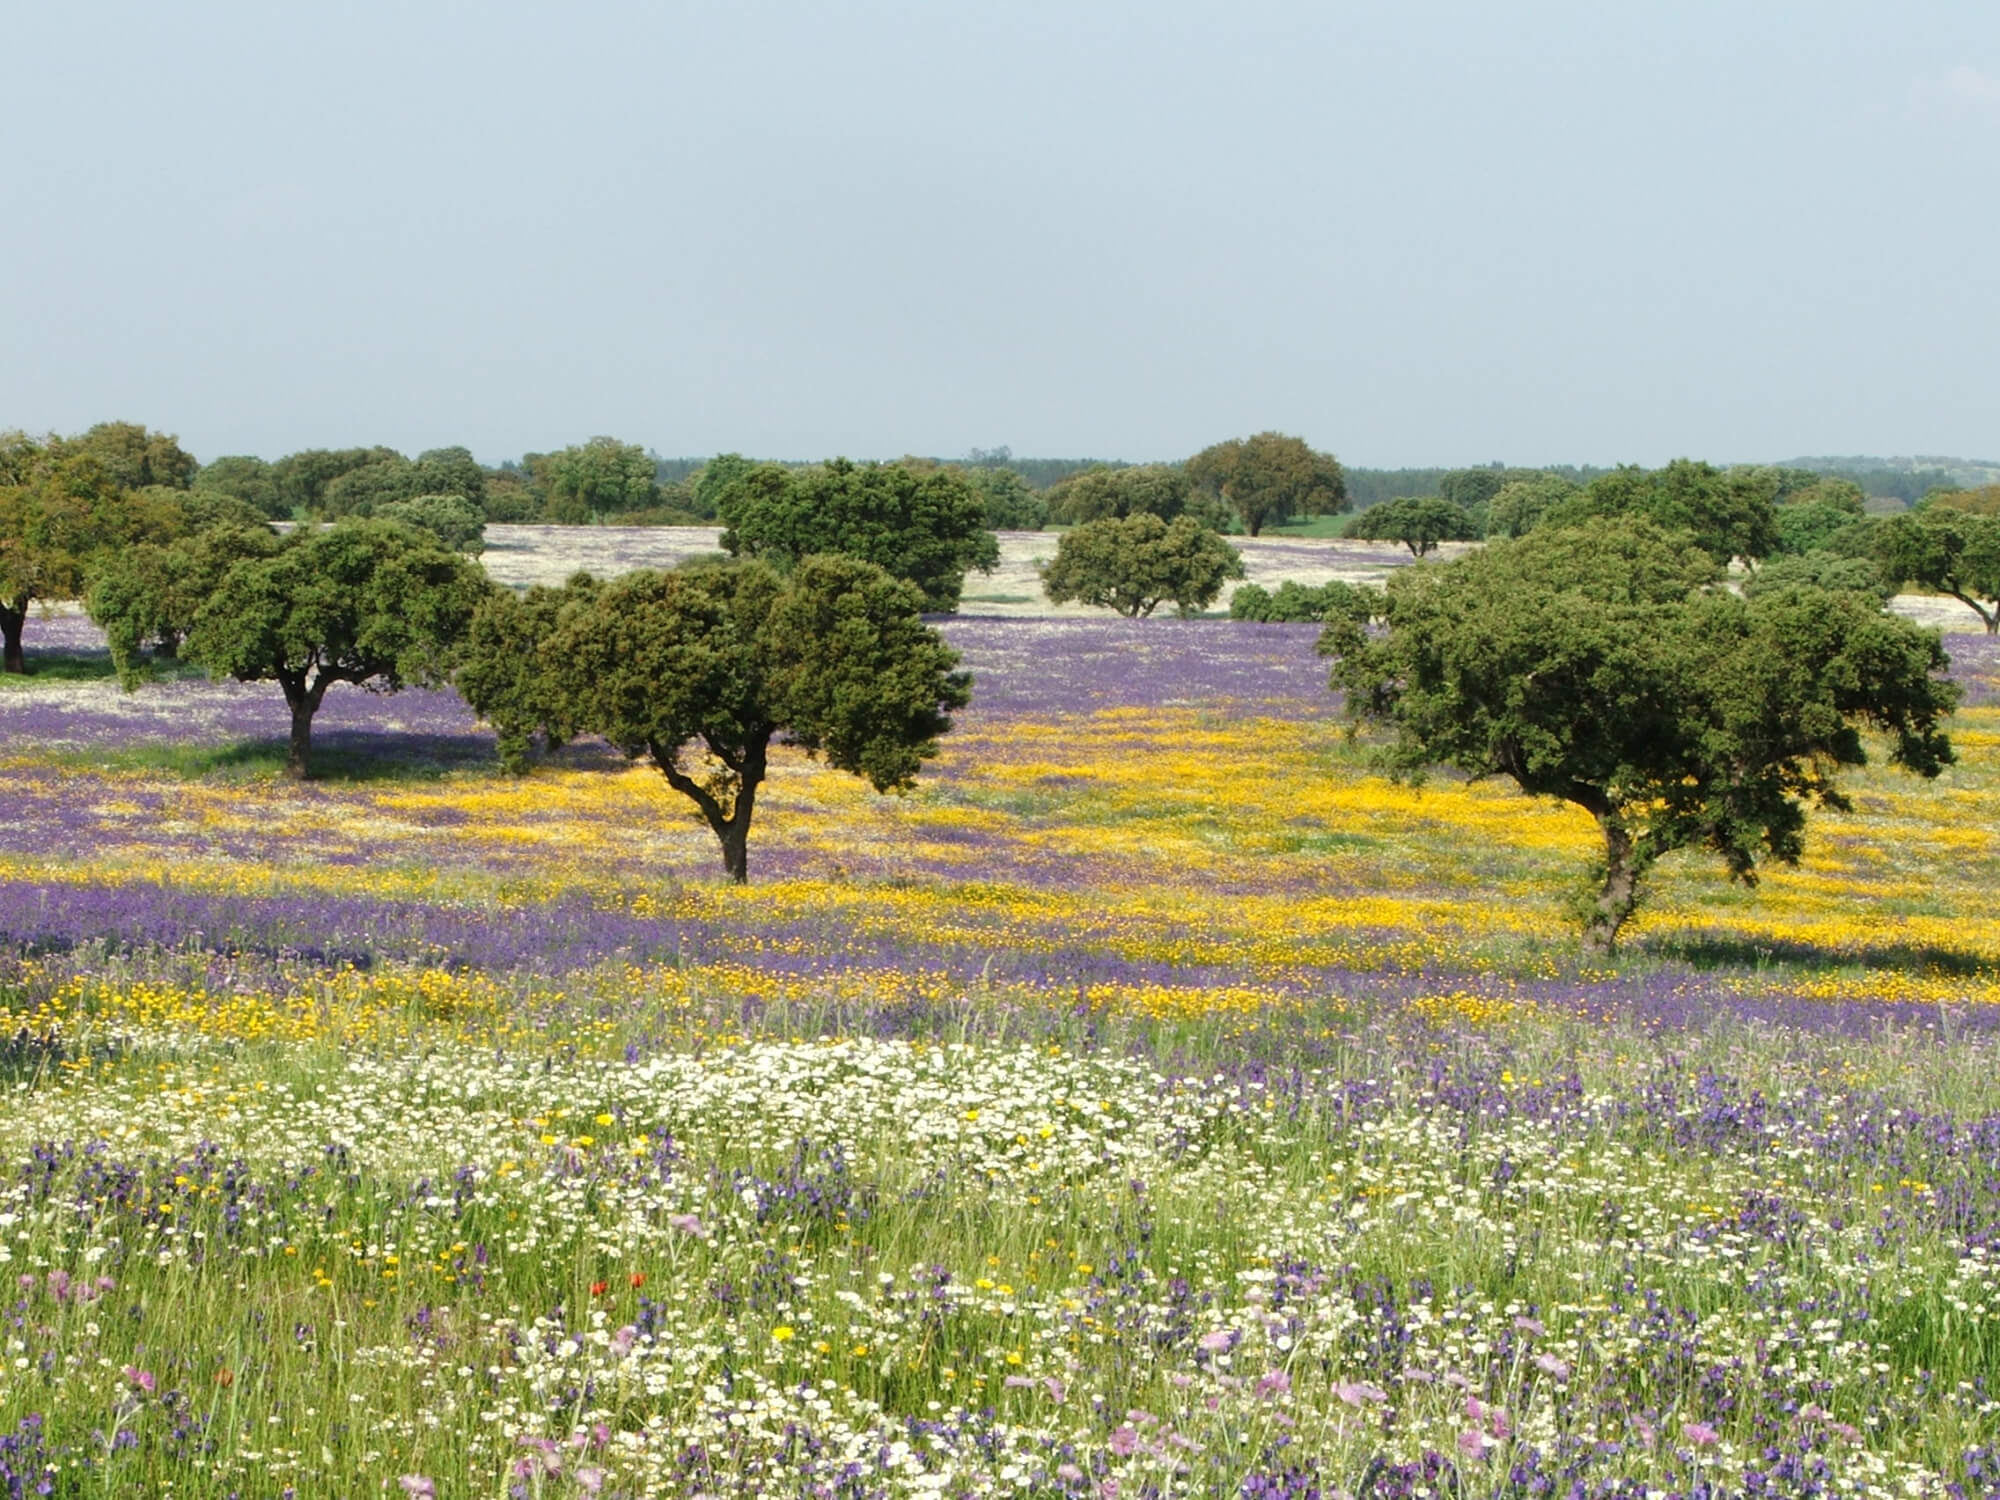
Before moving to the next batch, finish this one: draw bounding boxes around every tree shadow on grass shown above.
[0,649,206,687]
[76,729,637,784]
[1645,931,1995,980]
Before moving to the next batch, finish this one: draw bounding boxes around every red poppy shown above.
[590,1280,608,1296]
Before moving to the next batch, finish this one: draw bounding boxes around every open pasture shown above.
[3,604,2000,1497]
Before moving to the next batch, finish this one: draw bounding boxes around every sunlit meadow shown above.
[4,581,2000,1498]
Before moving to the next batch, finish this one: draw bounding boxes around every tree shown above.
[194,455,287,520]
[185,519,490,778]
[270,447,402,516]
[542,555,968,882]
[691,453,760,520]
[1343,496,1481,556]
[965,466,1049,530]
[1040,513,1245,617]
[1486,475,1581,538]
[1229,578,1380,625]
[1741,550,1890,606]
[1874,509,2000,632]
[718,459,998,612]
[376,494,486,553]
[1547,459,1781,565]
[457,573,601,773]
[1186,433,1347,536]
[1323,520,1956,953]
[1044,465,1188,525]
[544,437,659,521]
[88,522,281,688]
[0,454,179,673]
[57,422,199,491]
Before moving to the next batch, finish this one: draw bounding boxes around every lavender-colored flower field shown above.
[5,588,2000,1499]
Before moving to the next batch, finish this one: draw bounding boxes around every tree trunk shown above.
[1582,814,1643,956]
[0,603,23,675]
[287,704,314,780]
[281,673,326,780]
[656,730,769,884]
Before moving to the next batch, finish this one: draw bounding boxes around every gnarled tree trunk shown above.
[656,730,771,884]
[1582,812,1646,956]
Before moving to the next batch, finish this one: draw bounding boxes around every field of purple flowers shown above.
[1,609,1998,1498]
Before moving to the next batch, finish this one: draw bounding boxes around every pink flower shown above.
[1255,1369,1292,1400]
[1534,1353,1570,1380]
[1108,1425,1140,1457]
[121,1366,156,1395]
[1683,1421,1719,1447]
[1197,1329,1236,1353]
[1057,1464,1085,1482]
[1513,1315,1545,1336]
[397,1480,436,1499]
[666,1212,707,1238]
[1044,1376,1067,1404]
[1458,1429,1494,1459]
[609,1325,637,1357]
[576,1468,605,1495]
[1334,1379,1386,1407]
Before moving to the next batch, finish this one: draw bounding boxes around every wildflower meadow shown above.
[4,585,2000,1499]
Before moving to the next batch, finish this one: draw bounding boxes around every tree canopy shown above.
[1546,459,1782,564]
[1323,520,1957,952]
[1228,578,1380,626]
[185,519,490,777]
[487,555,969,882]
[717,459,998,612]
[1873,508,2000,633]
[0,453,187,672]
[1040,513,1244,618]
[1343,496,1481,556]
[88,522,282,688]
[1044,464,1192,526]
[1185,433,1346,536]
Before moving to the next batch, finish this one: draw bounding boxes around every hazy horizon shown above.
[7,1,1997,470]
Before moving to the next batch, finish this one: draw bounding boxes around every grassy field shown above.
[2,603,1999,1498]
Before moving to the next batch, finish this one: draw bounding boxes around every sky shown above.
[4,0,1997,469]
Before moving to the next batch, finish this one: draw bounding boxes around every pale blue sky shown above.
[4,1,1996,468]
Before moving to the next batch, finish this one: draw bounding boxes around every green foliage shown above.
[87,523,282,689]
[1228,578,1381,625]
[1546,459,1783,564]
[54,421,198,491]
[1436,466,1549,510]
[185,519,490,777]
[457,573,599,772]
[1742,551,1891,606]
[1323,520,1956,952]
[1040,513,1245,618]
[1485,476,1582,539]
[1775,499,1870,557]
[1922,484,2000,517]
[1342,495,1481,556]
[1185,432,1346,537]
[691,453,759,520]
[1873,508,2000,633]
[375,494,486,553]
[534,556,968,880]
[718,459,998,612]
[965,467,1049,530]
[1044,465,1190,526]
[269,447,403,517]
[0,454,188,672]
[543,437,659,522]
[192,456,287,520]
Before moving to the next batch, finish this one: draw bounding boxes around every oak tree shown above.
[1323,520,1956,953]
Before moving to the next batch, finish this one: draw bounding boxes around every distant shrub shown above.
[1229,578,1380,625]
